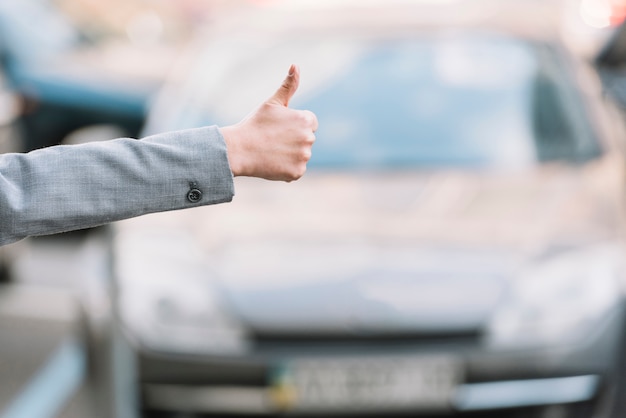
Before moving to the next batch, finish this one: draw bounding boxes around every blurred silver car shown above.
[114,2,626,417]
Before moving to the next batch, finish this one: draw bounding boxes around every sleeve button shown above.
[187,183,203,203]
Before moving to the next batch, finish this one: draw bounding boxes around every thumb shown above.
[267,64,300,107]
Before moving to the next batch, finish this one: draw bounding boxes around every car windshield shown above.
[166,31,601,168]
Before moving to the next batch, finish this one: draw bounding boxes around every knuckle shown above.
[295,111,309,124]
[260,102,273,113]
[297,132,315,146]
[304,110,318,128]
[288,164,306,181]
[302,110,314,124]
[294,109,314,126]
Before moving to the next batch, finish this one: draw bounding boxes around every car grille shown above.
[251,329,482,352]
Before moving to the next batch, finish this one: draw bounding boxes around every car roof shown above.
[200,0,561,44]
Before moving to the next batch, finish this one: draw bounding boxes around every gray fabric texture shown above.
[0,126,235,245]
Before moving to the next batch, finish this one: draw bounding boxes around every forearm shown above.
[0,126,234,246]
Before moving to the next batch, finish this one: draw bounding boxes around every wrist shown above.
[219,125,245,177]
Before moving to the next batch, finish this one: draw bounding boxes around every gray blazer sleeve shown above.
[0,126,235,246]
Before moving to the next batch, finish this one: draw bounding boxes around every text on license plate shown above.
[270,355,462,412]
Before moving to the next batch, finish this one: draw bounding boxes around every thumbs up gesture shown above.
[220,64,318,182]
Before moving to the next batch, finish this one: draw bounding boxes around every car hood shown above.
[116,157,625,335]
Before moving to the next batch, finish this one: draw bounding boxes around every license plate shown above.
[269,355,461,412]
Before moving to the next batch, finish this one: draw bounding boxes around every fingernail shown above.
[289,64,296,76]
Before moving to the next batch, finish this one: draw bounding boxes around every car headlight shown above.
[486,244,624,349]
[114,227,250,356]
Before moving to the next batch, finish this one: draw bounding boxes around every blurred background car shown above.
[110,1,626,417]
[0,0,176,151]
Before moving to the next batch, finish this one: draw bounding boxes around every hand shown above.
[220,64,318,182]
